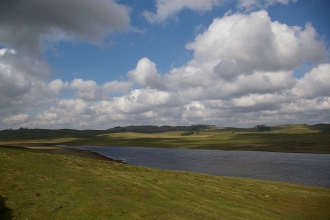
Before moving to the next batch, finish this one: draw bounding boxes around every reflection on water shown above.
[67,146,330,188]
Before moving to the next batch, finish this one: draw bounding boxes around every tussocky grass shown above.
[0,146,330,220]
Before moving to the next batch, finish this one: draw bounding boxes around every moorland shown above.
[1,123,330,219]
[1,123,330,153]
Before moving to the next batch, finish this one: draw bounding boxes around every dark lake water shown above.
[65,146,330,188]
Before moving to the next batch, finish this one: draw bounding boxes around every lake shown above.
[65,146,330,188]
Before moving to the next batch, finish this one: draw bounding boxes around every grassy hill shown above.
[1,146,330,220]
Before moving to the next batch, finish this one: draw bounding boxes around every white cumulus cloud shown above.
[48,79,70,95]
[143,0,222,23]
[102,81,133,94]
[237,0,298,11]
[128,57,166,90]
[186,10,326,81]
[3,114,29,125]
[0,48,54,119]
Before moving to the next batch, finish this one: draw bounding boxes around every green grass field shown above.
[1,146,330,220]
[1,124,329,219]
[1,124,329,153]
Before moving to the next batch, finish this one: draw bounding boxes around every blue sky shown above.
[0,0,329,129]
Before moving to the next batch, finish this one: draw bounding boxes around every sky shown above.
[0,0,329,130]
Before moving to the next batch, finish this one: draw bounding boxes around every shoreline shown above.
[4,141,329,155]
[55,145,125,163]
[0,144,125,163]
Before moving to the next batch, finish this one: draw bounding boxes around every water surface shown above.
[66,146,330,188]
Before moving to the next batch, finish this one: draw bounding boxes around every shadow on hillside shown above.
[309,124,330,133]
[0,196,13,220]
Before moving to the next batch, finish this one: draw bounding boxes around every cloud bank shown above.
[1,8,329,129]
[0,0,130,55]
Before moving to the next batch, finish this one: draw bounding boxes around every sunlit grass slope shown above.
[1,146,330,220]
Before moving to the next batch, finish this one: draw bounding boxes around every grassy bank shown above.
[1,146,330,220]
[0,124,329,153]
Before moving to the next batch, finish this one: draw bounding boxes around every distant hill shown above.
[107,124,214,133]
